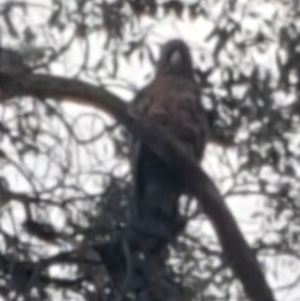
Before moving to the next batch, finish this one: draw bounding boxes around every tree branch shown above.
[0,72,276,301]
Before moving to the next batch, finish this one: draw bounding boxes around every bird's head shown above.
[157,39,194,80]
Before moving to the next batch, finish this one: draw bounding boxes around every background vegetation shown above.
[0,1,300,300]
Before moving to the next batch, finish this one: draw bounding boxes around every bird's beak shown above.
[170,50,182,66]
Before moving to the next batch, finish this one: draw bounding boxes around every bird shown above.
[127,39,208,253]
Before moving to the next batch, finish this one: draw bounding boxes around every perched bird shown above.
[128,39,208,253]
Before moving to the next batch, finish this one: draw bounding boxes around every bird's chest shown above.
[140,82,198,125]
[136,78,206,159]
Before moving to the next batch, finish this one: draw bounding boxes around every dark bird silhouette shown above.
[128,39,208,253]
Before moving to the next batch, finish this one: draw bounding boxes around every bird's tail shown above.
[128,145,185,253]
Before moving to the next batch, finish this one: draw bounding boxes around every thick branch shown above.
[0,72,276,301]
